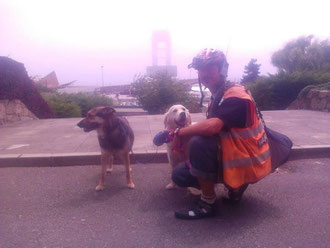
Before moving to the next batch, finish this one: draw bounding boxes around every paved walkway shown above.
[0,110,329,167]
[1,159,330,248]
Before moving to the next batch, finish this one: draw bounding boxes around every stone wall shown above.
[288,89,330,112]
[0,100,37,125]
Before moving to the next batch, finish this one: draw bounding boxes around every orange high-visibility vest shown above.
[220,86,271,189]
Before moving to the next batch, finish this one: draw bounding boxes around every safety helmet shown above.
[188,48,229,79]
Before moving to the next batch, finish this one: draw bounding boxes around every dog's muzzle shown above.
[77,119,99,132]
[179,112,186,120]
[175,112,187,127]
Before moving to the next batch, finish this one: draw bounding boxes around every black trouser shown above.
[172,135,222,188]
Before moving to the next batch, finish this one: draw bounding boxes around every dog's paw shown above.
[95,184,105,191]
[165,182,177,190]
[106,168,113,173]
[127,182,135,189]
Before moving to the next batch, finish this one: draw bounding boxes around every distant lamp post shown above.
[101,65,104,87]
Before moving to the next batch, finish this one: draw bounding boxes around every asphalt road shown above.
[1,158,330,248]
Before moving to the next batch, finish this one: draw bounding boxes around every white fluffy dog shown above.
[163,104,192,189]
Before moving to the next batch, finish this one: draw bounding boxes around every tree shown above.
[130,73,200,114]
[271,35,330,73]
[245,35,330,110]
[241,58,261,85]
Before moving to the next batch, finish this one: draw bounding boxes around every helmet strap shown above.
[198,75,205,107]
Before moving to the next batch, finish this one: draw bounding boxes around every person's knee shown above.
[171,166,185,187]
[171,164,198,188]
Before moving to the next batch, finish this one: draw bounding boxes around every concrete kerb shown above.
[289,145,330,160]
[0,145,329,168]
[0,151,168,167]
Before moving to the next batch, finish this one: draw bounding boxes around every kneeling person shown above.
[172,49,271,220]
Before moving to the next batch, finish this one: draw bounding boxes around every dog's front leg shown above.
[165,145,177,190]
[95,151,109,191]
[123,153,135,189]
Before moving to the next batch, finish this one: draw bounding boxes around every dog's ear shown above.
[186,111,192,126]
[97,107,116,118]
[163,109,171,128]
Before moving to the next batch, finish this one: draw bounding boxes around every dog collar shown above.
[174,127,181,137]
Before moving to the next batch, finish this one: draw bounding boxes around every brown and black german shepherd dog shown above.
[77,106,135,191]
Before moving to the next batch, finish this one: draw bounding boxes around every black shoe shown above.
[174,200,216,220]
[222,184,248,204]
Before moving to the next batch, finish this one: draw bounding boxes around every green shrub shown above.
[247,71,330,110]
[42,93,81,118]
[66,93,113,117]
[42,92,113,118]
[131,73,201,114]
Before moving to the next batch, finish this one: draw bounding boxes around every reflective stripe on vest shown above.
[221,121,264,139]
[223,149,271,169]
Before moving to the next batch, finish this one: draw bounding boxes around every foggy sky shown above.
[1,0,329,86]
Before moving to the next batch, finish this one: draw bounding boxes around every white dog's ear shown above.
[164,109,170,128]
[186,110,192,126]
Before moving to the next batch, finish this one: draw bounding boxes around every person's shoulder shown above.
[225,82,245,92]
[223,83,246,98]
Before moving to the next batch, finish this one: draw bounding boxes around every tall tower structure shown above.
[147,30,177,77]
[151,30,171,66]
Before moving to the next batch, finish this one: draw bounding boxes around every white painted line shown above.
[6,144,30,150]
